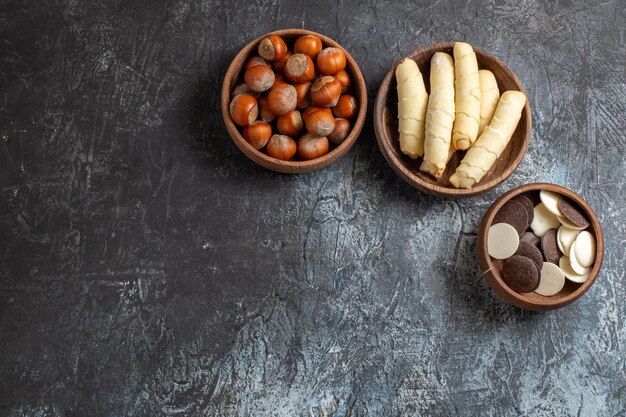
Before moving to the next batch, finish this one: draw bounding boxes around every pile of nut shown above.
[229,34,358,161]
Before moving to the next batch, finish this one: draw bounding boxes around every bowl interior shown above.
[478,183,604,310]
[221,29,367,174]
[375,42,531,197]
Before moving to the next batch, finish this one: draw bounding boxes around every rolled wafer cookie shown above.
[452,42,481,151]
[449,90,526,189]
[396,58,428,158]
[420,52,455,178]
[478,69,500,136]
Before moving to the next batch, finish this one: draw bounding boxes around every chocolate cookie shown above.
[512,195,534,225]
[520,231,541,247]
[493,200,529,235]
[541,228,560,264]
[525,191,542,206]
[501,255,540,293]
[515,242,543,270]
[557,198,590,229]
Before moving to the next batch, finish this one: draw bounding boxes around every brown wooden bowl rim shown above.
[477,182,604,310]
[373,41,532,197]
[221,29,367,174]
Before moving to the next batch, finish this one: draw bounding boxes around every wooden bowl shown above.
[477,183,604,311]
[373,42,532,197]
[221,29,367,174]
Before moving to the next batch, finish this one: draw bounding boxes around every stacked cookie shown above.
[487,190,597,296]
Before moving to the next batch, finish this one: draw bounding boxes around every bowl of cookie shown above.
[477,183,604,310]
[374,42,532,197]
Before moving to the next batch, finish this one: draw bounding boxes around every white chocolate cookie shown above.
[568,241,591,275]
[557,226,580,256]
[535,262,565,296]
[559,256,589,283]
[530,203,561,238]
[574,231,596,267]
[540,191,563,216]
[488,223,520,259]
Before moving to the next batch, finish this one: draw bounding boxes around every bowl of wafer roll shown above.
[373,42,532,197]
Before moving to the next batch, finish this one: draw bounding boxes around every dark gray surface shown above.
[1,0,625,416]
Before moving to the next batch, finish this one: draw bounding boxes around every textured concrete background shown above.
[1,0,625,416]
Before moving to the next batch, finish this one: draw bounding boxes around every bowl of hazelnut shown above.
[221,29,367,173]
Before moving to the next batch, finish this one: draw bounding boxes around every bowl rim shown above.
[477,182,605,310]
[221,28,367,174]
[373,41,532,197]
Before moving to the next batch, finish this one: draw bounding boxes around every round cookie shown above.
[501,255,540,293]
[568,241,591,275]
[526,191,542,206]
[520,231,541,248]
[493,200,529,235]
[488,223,520,259]
[541,228,560,264]
[557,226,580,255]
[515,242,544,270]
[535,262,565,296]
[574,231,596,267]
[512,195,535,225]
[558,215,587,231]
[540,190,563,216]
[560,256,589,283]
[558,198,590,229]
[530,203,561,237]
